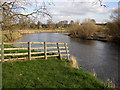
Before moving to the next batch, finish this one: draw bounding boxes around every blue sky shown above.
[4,0,118,24]
[38,0,119,24]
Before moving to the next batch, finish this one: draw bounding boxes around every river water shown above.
[15,33,119,85]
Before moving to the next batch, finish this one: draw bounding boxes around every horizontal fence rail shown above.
[0,42,70,62]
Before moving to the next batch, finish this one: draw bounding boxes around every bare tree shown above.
[37,21,42,29]
[0,0,52,42]
[47,19,56,29]
[92,0,106,7]
[0,0,51,30]
[107,7,120,42]
[110,6,120,20]
[0,0,106,42]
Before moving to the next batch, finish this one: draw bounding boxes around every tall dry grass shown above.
[2,30,22,42]
[69,56,79,69]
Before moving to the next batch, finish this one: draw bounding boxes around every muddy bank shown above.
[68,34,111,42]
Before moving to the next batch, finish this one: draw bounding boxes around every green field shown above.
[2,58,108,88]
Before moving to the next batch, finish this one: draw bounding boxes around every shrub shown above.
[69,22,81,37]
[79,20,97,39]
[69,19,97,39]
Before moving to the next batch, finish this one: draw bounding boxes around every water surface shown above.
[15,33,119,84]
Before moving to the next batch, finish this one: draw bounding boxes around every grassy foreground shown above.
[2,58,107,88]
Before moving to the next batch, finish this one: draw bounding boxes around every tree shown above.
[0,0,51,30]
[80,20,97,39]
[18,16,32,29]
[0,0,51,42]
[30,22,37,29]
[56,20,68,28]
[47,19,56,29]
[62,20,68,28]
[0,0,106,42]
[107,6,120,42]
[90,19,96,24]
[70,19,97,39]
[37,21,42,29]
[0,0,105,30]
[69,20,74,24]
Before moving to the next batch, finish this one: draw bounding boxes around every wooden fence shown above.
[0,42,70,62]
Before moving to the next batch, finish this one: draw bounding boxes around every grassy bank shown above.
[2,58,107,88]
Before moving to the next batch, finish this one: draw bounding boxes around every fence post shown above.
[57,43,62,60]
[64,43,69,60]
[1,42,4,62]
[28,42,31,60]
[44,42,47,60]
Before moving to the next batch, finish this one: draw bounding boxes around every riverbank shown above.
[2,57,107,88]
[1,29,69,42]
[19,30,115,43]
[18,29,69,35]
[1,33,118,88]
[1,29,112,43]
[16,29,111,42]
[68,33,112,42]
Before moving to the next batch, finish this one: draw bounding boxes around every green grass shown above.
[2,58,107,88]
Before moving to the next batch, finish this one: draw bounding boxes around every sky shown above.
[1,0,120,24]
[43,0,119,24]
[40,0,119,24]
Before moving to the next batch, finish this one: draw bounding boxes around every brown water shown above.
[15,33,119,85]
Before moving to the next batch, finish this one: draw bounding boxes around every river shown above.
[15,33,119,85]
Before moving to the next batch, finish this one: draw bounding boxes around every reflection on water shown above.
[70,38,95,45]
[15,33,119,85]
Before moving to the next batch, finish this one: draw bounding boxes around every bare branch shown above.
[0,0,52,30]
[92,0,106,7]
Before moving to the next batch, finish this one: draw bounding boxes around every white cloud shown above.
[1,0,116,23]
[46,1,112,23]
[47,0,120,2]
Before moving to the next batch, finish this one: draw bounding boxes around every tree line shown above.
[0,0,106,30]
[69,6,120,43]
